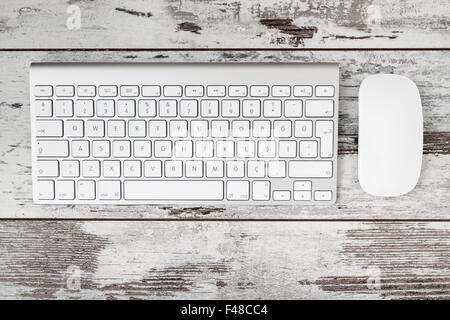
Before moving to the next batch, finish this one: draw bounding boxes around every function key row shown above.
[35,85,335,98]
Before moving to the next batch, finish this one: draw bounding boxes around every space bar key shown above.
[124,180,224,200]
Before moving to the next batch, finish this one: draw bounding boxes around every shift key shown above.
[36,140,69,157]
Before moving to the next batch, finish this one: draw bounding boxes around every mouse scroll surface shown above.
[358,74,423,197]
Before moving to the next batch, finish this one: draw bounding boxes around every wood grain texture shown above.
[0,50,449,219]
[0,221,448,299]
[0,0,449,49]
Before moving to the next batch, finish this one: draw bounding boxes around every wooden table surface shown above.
[0,0,449,299]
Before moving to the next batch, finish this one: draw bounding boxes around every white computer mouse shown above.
[358,74,423,197]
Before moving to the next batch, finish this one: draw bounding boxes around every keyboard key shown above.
[55,100,74,117]
[86,120,105,137]
[180,100,198,117]
[293,85,313,97]
[35,100,53,117]
[284,100,302,117]
[252,181,270,200]
[273,120,292,138]
[97,100,115,117]
[242,100,261,117]
[170,120,188,138]
[134,140,151,158]
[124,180,224,200]
[61,160,80,177]
[120,85,139,97]
[36,140,69,157]
[273,190,290,201]
[237,140,255,157]
[36,160,59,177]
[78,180,96,200]
[37,180,54,200]
[253,120,271,138]
[278,141,297,158]
[154,140,172,157]
[210,120,228,138]
[294,180,312,190]
[227,181,249,200]
[228,86,247,97]
[305,100,334,117]
[56,180,75,200]
[165,160,183,177]
[247,160,265,178]
[314,190,333,201]
[65,120,84,137]
[98,180,121,200]
[201,100,219,117]
[112,140,131,158]
[207,86,226,97]
[268,161,286,178]
[316,121,334,158]
[185,160,203,178]
[103,161,121,178]
[163,85,182,97]
[72,140,90,157]
[77,85,96,97]
[258,140,276,158]
[56,85,75,97]
[263,100,282,117]
[117,100,136,117]
[174,140,193,158]
[82,160,100,177]
[138,100,157,117]
[222,100,240,117]
[294,191,312,201]
[36,120,63,137]
[206,161,223,177]
[191,120,208,138]
[75,100,94,117]
[128,120,146,138]
[294,120,313,138]
[227,160,245,178]
[196,140,214,158]
[142,85,161,97]
[99,85,117,97]
[144,160,162,177]
[216,140,234,158]
[289,161,333,178]
[159,100,177,117]
[232,120,250,138]
[108,120,126,137]
[315,86,334,97]
[123,160,142,178]
[92,140,110,158]
[250,86,269,97]
[272,86,291,97]
[185,86,204,97]
[149,120,167,137]
[34,86,53,97]
[299,140,318,158]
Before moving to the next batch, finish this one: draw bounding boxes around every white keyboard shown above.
[30,63,339,205]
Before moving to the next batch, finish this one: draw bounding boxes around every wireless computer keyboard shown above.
[30,63,339,205]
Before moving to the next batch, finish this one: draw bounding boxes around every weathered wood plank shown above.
[0,0,449,49]
[0,221,448,299]
[0,50,449,219]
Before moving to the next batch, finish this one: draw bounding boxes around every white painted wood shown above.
[0,0,449,48]
[0,50,448,219]
[0,221,448,299]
